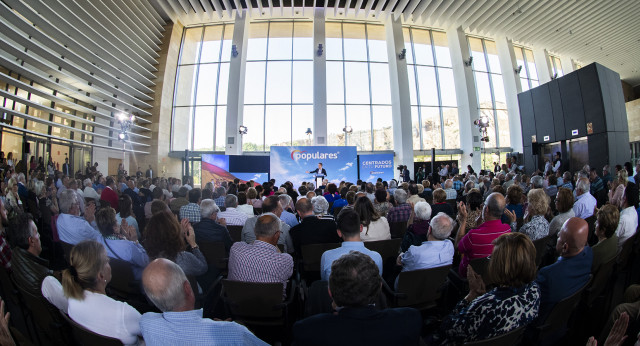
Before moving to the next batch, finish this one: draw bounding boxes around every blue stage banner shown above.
[270,146,358,188]
[359,154,395,183]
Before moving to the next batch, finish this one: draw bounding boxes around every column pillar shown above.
[447,26,480,171]
[533,47,552,83]
[496,36,522,152]
[225,12,249,154]
[313,9,327,145]
[560,55,575,74]
[385,15,413,173]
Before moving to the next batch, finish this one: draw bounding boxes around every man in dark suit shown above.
[290,198,341,257]
[307,163,327,177]
[402,165,410,182]
[62,158,71,176]
[536,217,593,320]
[146,164,153,179]
[293,251,422,345]
[192,199,232,289]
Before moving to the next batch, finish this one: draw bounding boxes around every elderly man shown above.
[397,212,455,282]
[530,175,544,190]
[294,252,422,345]
[56,189,100,244]
[455,193,511,277]
[386,189,412,223]
[217,194,249,226]
[170,186,189,215]
[616,183,639,250]
[290,198,341,256]
[278,194,299,228]
[536,217,593,320]
[320,210,383,281]
[589,168,605,196]
[573,177,597,219]
[443,179,457,200]
[101,176,120,210]
[228,214,294,296]
[241,196,294,253]
[214,186,226,209]
[140,259,267,345]
[82,178,100,202]
[193,199,232,250]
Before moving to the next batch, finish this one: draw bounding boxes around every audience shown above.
[320,210,383,281]
[373,188,392,218]
[228,214,294,297]
[549,187,575,236]
[7,213,51,295]
[462,191,483,232]
[117,194,140,239]
[506,188,550,241]
[400,201,432,251]
[217,194,249,226]
[592,204,619,271]
[536,217,592,321]
[430,188,455,218]
[290,198,341,256]
[100,176,119,210]
[434,233,540,344]
[354,196,391,242]
[573,177,597,219]
[143,211,207,277]
[502,184,524,224]
[193,199,232,249]
[179,188,202,224]
[277,194,299,228]
[241,196,293,253]
[95,207,148,279]
[387,189,413,223]
[456,192,511,276]
[56,189,100,245]
[140,258,267,345]
[608,169,628,208]
[616,182,639,250]
[293,252,422,345]
[62,240,142,345]
[396,212,455,285]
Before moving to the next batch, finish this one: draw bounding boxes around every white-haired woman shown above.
[83,178,100,202]
[311,196,334,220]
[401,201,432,252]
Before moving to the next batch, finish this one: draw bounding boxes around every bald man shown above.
[140,259,267,345]
[456,192,511,277]
[536,217,593,320]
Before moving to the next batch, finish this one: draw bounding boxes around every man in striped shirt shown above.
[455,192,511,277]
[228,213,294,297]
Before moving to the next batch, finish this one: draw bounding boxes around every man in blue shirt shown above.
[56,189,101,245]
[536,217,592,321]
[320,209,382,281]
[140,258,267,345]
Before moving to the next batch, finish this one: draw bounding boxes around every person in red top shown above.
[455,192,511,276]
[100,176,120,211]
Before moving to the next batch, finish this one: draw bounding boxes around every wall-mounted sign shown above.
[531,135,537,143]
[587,122,593,134]
[571,129,579,136]
[543,135,550,141]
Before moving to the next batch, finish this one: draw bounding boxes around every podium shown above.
[315,174,325,188]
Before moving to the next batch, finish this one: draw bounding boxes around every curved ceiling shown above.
[150,0,640,86]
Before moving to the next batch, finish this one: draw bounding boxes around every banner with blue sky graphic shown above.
[359,153,395,183]
[270,146,358,188]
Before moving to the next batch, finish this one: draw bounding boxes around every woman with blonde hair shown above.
[608,169,628,208]
[62,240,142,345]
[4,177,22,215]
[246,187,262,208]
[505,188,550,241]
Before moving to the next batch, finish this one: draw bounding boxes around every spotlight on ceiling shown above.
[239,125,248,135]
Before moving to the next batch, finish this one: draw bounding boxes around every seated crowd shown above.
[0,159,639,345]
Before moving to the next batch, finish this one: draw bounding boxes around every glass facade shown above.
[243,21,314,151]
[468,36,510,149]
[325,22,393,151]
[172,24,233,152]
[514,46,539,91]
[549,55,563,78]
[404,27,459,151]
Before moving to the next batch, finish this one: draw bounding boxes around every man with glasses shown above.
[56,189,100,245]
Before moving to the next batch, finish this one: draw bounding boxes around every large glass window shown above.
[549,54,563,78]
[243,21,313,151]
[468,37,510,148]
[514,46,539,91]
[172,24,233,152]
[326,22,392,151]
[404,27,458,151]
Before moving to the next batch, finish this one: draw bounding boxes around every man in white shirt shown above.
[616,183,639,250]
[396,212,455,288]
[443,180,457,200]
[573,178,597,219]
[217,195,249,226]
[552,152,562,173]
[56,189,101,245]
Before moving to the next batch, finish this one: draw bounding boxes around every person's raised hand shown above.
[466,265,486,301]
[84,202,96,223]
[217,217,227,227]
[603,312,629,346]
[457,202,467,219]
[504,208,517,223]
[0,299,15,346]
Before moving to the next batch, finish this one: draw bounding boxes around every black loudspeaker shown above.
[22,142,31,154]
[548,80,565,141]
[518,91,536,146]
[558,72,586,139]
[532,83,555,143]
[578,64,605,135]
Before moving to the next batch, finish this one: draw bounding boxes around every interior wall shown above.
[627,98,640,142]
